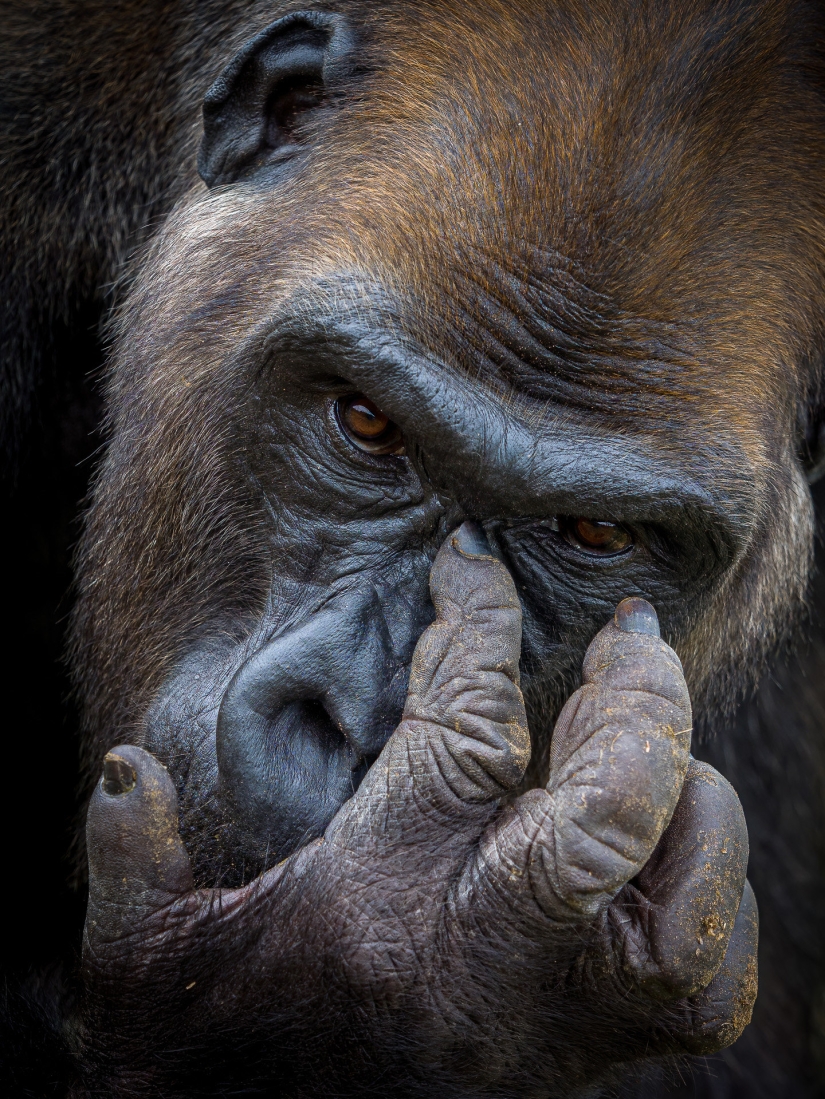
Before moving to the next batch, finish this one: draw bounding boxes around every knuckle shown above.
[554,820,642,909]
[553,696,691,796]
[428,712,530,798]
[685,760,747,832]
[551,685,691,773]
[672,891,758,1054]
[611,884,739,1004]
[547,712,692,903]
[408,615,522,704]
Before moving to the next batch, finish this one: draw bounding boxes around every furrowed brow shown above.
[262,291,754,560]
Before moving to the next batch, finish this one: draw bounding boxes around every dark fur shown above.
[1,1,825,1095]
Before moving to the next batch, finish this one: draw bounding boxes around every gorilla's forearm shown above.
[72,529,755,1098]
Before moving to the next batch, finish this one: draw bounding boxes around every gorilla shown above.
[2,1,825,1096]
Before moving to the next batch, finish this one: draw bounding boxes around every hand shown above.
[78,524,757,1097]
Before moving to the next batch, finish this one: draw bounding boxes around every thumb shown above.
[85,745,194,947]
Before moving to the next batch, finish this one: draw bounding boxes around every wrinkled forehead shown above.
[132,0,823,463]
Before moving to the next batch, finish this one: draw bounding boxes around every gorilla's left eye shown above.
[562,517,633,556]
[335,394,405,455]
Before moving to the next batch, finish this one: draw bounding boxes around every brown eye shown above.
[563,517,633,556]
[335,394,405,455]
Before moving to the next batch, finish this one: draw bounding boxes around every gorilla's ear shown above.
[198,12,353,188]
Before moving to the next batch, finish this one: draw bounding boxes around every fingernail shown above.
[453,521,493,559]
[615,597,660,637]
[102,755,137,796]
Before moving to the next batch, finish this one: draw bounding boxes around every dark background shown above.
[1,311,101,980]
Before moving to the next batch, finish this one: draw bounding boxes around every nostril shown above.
[218,689,365,860]
[300,701,379,778]
[291,698,347,753]
[274,698,382,786]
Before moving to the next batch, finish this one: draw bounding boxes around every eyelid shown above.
[493,517,560,533]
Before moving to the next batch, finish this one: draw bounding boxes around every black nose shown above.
[216,582,431,859]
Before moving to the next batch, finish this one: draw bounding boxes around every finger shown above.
[466,599,692,926]
[616,758,749,999]
[85,745,194,949]
[675,879,759,1055]
[544,600,692,916]
[402,521,529,800]
[330,522,529,849]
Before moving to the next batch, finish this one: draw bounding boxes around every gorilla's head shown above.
[72,0,825,880]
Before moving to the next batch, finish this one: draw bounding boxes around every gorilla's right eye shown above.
[335,394,405,456]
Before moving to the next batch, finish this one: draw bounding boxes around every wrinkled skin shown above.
[80,528,755,1097]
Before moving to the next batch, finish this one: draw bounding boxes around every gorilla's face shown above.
[142,272,752,869]
[74,0,821,880]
